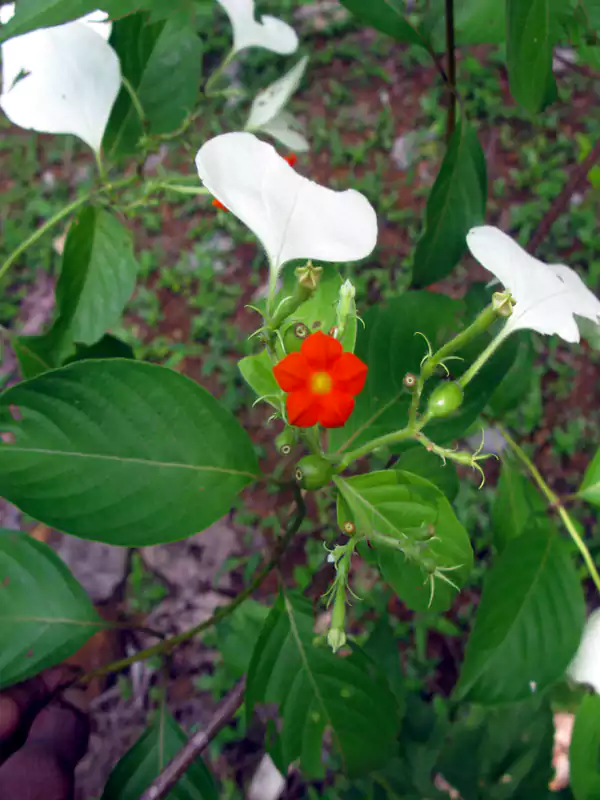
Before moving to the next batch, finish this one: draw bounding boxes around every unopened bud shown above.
[335,279,356,340]
[327,627,347,653]
[295,262,323,296]
[492,291,514,318]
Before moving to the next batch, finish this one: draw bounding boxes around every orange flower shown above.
[212,197,229,212]
[273,331,367,428]
[285,152,297,167]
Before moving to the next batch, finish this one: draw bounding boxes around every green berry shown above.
[295,455,334,490]
[426,381,464,419]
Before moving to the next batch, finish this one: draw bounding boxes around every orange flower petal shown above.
[331,352,368,396]
[287,390,320,427]
[301,331,343,370]
[273,352,309,392]
[285,153,297,167]
[212,197,229,212]
[318,391,355,428]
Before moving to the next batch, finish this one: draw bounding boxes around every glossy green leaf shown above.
[238,350,281,408]
[246,591,400,778]
[571,694,600,800]
[103,12,202,157]
[102,706,217,799]
[0,0,156,41]
[0,360,259,546]
[65,334,136,364]
[14,326,71,380]
[396,446,459,502]
[0,530,104,688]
[329,292,516,456]
[456,527,585,704]
[436,697,554,799]
[488,332,536,416]
[491,460,547,552]
[506,0,557,112]
[216,599,270,678]
[339,0,428,48]
[412,120,487,287]
[578,449,600,506]
[55,208,137,346]
[337,471,472,612]
[363,617,405,704]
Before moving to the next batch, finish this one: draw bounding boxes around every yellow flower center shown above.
[311,371,333,395]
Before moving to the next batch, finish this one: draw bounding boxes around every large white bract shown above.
[195,132,377,288]
[245,57,309,152]
[467,225,600,343]
[0,5,121,153]
[216,0,298,56]
[568,609,600,693]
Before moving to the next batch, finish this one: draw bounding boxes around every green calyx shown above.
[426,381,464,419]
[295,455,334,490]
[275,427,297,456]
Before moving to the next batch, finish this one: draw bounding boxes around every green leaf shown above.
[280,264,357,352]
[0,530,103,688]
[102,706,217,799]
[0,0,151,41]
[216,599,270,678]
[103,12,203,157]
[456,527,585,704]
[506,0,557,112]
[491,460,547,552]
[246,591,400,778]
[578,449,600,506]
[13,326,71,380]
[339,0,429,48]
[0,360,259,546]
[436,697,554,799]
[66,334,136,363]
[571,694,600,800]
[396,446,459,502]
[55,208,138,346]
[411,120,487,287]
[336,471,472,612]
[238,350,281,408]
[488,331,535,416]
[363,617,405,704]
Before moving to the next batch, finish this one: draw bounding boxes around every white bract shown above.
[0,4,121,153]
[245,57,309,152]
[467,225,600,343]
[195,132,377,292]
[216,0,298,57]
[567,609,600,693]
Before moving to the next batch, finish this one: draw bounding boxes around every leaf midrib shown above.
[0,446,258,479]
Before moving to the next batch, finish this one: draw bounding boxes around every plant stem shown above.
[121,75,146,125]
[155,183,210,196]
[78,490,306,684]
[500,426,600,595]
[336,427,414,471]
[445,0,456,142]
[205,50,235,96]
[0,192,91,283]
[458,327,508,388]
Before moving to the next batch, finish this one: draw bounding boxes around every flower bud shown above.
[295,261,323,298]
[426,381,464,419]
[492,291,515,318]
[294,455,334,490]
[327,627,347,653]
[274,427,296,455]
[403,372,418,390]
[282,322,310,353]
[335,279,356,340]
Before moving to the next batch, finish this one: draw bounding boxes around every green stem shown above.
[78,489,306,684]
[458,327,508,388]
[121,75,146,125]
[336,427,414,471]
[94,150,109,183]
[155,184,210,196]
[0,192,92,283]
[205,50,235,96]
[500,426,600,595]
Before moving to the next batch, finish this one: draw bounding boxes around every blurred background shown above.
[1,1,600,797]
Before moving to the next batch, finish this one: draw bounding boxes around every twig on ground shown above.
[139,678,247,800]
